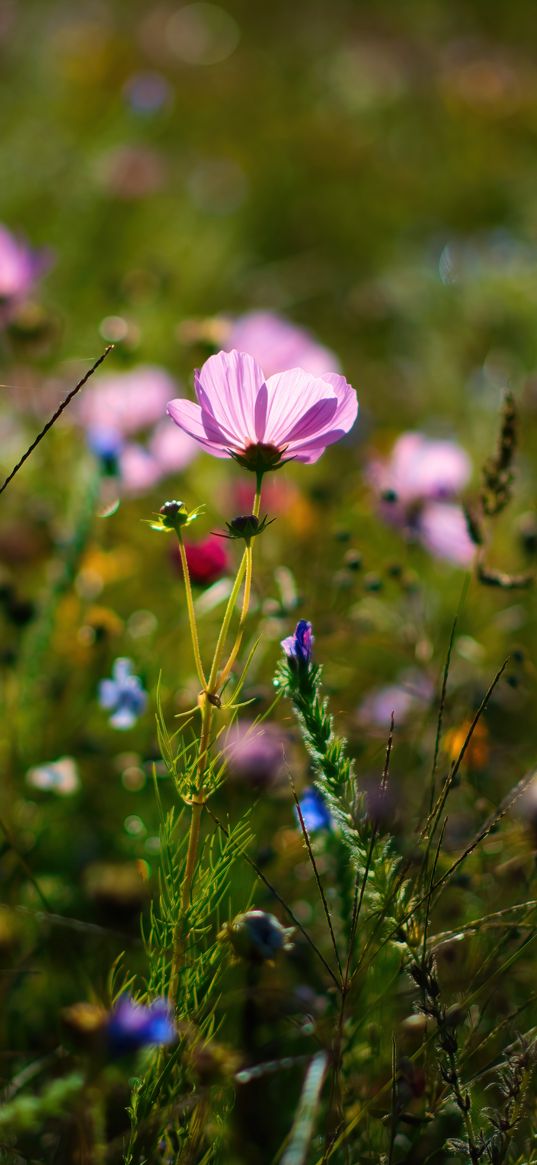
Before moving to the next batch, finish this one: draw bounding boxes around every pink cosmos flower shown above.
[225,311,341,378]
[167,349,358,471]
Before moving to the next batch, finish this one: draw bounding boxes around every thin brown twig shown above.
[0,345,114,496]
[290,774,343,980]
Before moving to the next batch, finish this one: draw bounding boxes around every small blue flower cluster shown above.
[107,995,175,1056]
[98,658,147,729]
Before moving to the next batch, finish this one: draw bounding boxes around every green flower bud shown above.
[222,513,275,543]
[147,500,204,534]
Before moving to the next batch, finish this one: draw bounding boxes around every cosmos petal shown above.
[167,398,231,457]
[195,349,265,445]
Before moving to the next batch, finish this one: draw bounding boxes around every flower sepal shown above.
[229,442,290,474]
[219,513,275,544]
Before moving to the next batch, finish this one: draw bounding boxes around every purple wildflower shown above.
[107,995,175,1055]
[281,620,314,666]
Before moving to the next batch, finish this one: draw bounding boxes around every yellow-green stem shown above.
[170,696,213,1002]
[206,553,248,695]
[217,543,253,688]
[216,473,263,689]
[177,533,207,691]
[182,800,203,908]
[172,474,263,1001]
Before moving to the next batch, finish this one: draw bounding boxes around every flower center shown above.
[235,442,285,472]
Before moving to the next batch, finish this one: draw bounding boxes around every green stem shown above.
[177,532,207,690]
[252,473,263,519]
[217,543,253,689]
[206,553,248,695]
[172,473,264,998]
[216,473,263,690]
[169,798,204,1002]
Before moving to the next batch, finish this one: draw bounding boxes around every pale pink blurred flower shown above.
[120,443,163,494]
[223,720,287,789]
[371,432,471,504]
[79,367,174,436]
[148,420,199,475]
[225,311,341,378]
[370,431,474,566]
[357,670,434,730]
[167,349,357,470]
[79,367,198,495]
[419,502,475,566]
[0,224,49,322]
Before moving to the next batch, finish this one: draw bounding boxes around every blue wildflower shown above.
[297,786,332,833]
[281,619,313,666]
[87,427,123,476]
[98,658,147,729]
[107,995,175,1056]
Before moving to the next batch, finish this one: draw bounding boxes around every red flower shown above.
[181,536,229,586]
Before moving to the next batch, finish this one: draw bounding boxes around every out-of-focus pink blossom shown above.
[148,420,200,475]
[370,431,474,566]
[418,502,475,566]
[79,367,174,436]
[120,443,163,494]
[167,349,357,470]
[0,224,50,322]
[223,720,287,789]
[371,432,471,504]
[79,366,198,495]
[224,311,341,378]
[357,670,433,730]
